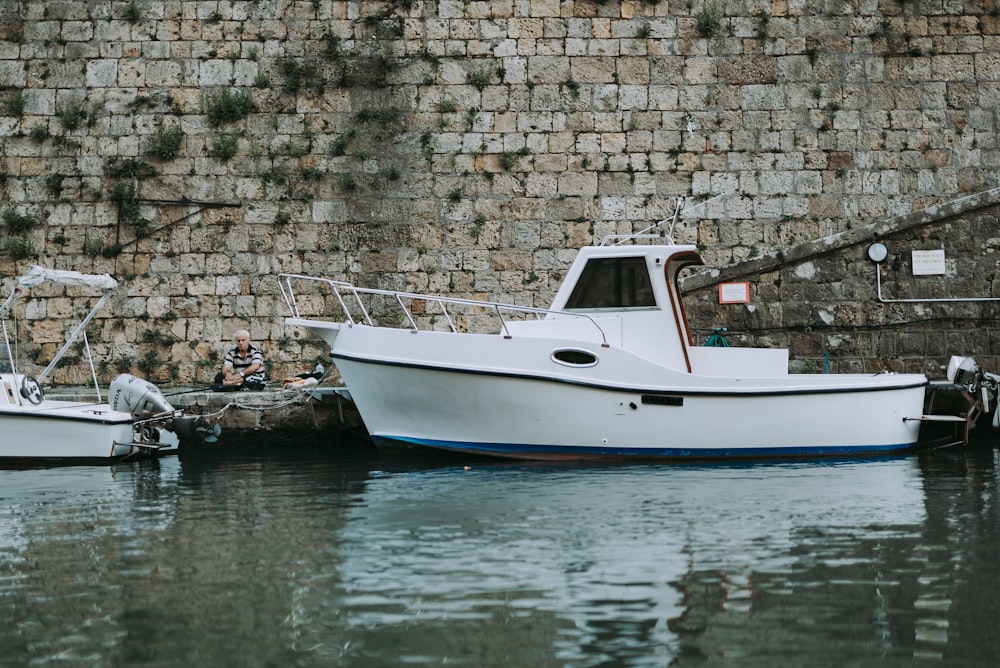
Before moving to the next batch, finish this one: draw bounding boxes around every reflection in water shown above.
[0,446,997,666]
[913,448,1000,664]
[329,458,927,666]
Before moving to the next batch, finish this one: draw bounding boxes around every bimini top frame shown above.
[0,266,118,389]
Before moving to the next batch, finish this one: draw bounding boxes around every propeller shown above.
[196,423,222,445]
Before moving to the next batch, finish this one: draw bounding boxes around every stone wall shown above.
[683,189,1000,377]
[1,0,1000,384]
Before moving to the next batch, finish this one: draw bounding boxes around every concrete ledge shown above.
[45,384,364,439]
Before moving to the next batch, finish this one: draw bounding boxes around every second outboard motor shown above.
[946,355,982,387]
[109,373,175,416]
[946,355,1000,430]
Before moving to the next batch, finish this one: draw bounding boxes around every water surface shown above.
[1,442,999,666]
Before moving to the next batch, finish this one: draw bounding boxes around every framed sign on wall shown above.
[718,282,750,304]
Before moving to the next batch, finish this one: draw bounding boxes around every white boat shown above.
[279,203,960,460]
[0,266,213,463]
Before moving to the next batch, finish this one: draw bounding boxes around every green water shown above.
[1,442,998,666]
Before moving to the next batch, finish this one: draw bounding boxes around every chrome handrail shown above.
[277,273,610,346]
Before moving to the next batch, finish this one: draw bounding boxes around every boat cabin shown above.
[541,244,788,377]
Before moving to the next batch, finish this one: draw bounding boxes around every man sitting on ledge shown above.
[214,329,266,391]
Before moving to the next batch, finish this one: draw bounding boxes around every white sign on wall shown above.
[718,282,750,304]
[912,249,946,276]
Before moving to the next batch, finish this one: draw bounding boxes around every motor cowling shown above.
[947,355,982,387]
[109,373,175,416]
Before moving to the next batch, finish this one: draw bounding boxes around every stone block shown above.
[85,59,117,87]
[740,84,785,110]
[558,171,598,197]
[62,22,94,42]
[527,55,569,82]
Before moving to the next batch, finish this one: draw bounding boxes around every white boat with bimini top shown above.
[279,200,958,460]
[0,266,213,463]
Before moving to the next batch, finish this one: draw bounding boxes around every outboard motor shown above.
[947,355,983,387]
[110,373,175,416]
[946,356,1000,430]
[109,373,222,445]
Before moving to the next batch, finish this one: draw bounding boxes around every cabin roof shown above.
[576,243,700,261]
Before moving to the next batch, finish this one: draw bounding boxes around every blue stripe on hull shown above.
[371,435,919,460]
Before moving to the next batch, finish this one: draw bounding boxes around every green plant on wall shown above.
[148,124,184,160]
[110,179,144,233]
[499,146,530,171]
[57,102,87,131]
[212,131,240,161]
[111,356,133,374]
[2,91,26,116]
[124,0,141,23]
[29,122,49,142]
[301,166,324,181]
[336,172,358,192]
[2,208,37,234]
[332,43,396,88]
[108,158,156,180]
[278,58,322,94]
[84,233,104,257]
[104,157,155,243]
[44,173,66,199]
[137,349,162,377]
[206,89,255,126]
[328,137,348,156]
[142,329,175,347]
[2,236,34,260]
[468,63,493,90]
[470,213,485,239]
[696,3,722,37]
[355,107,404,134]
[499,151,517,170]
[754,12,770,39]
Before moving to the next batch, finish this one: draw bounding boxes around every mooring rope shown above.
[215,383,337,413]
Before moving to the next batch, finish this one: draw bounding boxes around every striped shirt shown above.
[225,344,265,383]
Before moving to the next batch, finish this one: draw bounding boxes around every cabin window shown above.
[564,257,656,309]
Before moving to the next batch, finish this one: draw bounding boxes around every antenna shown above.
[662,196,684,245]
[602,192,731,246]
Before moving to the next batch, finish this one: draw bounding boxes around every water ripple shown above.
[0,449,998,666]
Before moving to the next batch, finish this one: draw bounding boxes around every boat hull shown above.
[318,324,928,460]
[0,401,179,462]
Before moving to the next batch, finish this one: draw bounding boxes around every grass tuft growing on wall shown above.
[206,90,255,126]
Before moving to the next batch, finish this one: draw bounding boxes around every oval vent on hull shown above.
[551,349,598,367]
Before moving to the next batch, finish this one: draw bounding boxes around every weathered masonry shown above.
[1,0,1000,384]
[684,189,1000,378]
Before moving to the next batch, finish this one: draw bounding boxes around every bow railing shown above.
[277,274,609,345]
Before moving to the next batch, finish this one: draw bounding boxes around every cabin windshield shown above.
[564,257,656,309]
